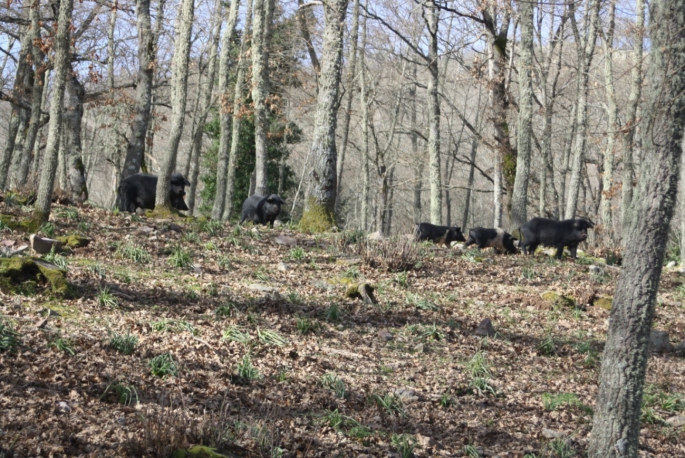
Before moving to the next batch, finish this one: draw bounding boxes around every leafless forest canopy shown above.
[0,0,669,244]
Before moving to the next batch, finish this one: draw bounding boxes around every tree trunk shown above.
[426,2,442,224]
[210,0,241,219]
[600,0,618,243]
[107,0,118,90]
[121,0,156,179]
[16,0,46,186]
[565,0,601,219]
[621,0,645,241]
[297,0,321,89]
[222,0,254,221]
[335,0,360,207]
[0,10,31,190]
[154,0,194,209]
[359,3,370,230]
[299,0,349,232]
[559,98,577,220]
[510,0,534,229]
[33,0,74,221]
[462,136,478,229]
[251,0,274,196]
[187,0,223,215]
[588,1,685,455]
[409,63,422,224]
[63,69,88,202]
[29,69,50,186]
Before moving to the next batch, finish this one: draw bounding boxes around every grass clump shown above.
[44,247,68,270]
[168,244,192,268]
[149,353,178,377]
[116,242,151,263]
[101,382,139,406]
[391,433,417,458]
[542,392,593,415]
[222,325,252,344]
[97,286,118,309]
[51,335,75,356]
[320,373,346,399]
[109,333,138,355]
[235,354,261,384]
[371,392,404,417]
[0,319,20,352]
[257,328,288,347]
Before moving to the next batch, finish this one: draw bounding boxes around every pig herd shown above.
[415,217,594,259]
[114,171,593,260]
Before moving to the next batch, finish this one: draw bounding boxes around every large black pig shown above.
[116,173,190,213]
[414,222,466,247]
[519,217,594,259]
[239,194,285,226]
[464,227,518,254]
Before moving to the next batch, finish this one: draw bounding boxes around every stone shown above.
[542,428,564,439]
[0,257,72,297]
[378,330,393,341]
[475,318,496,337]
[55,235,91,249]
[277,262,288,272]
[394,388,419,402]
[593,295,613,311]
[29,234,63,254]
[168,222,183,233]
[138,226,155,234]
[274,235,297,246]
[588,265,602,274]
[413,343,426,353]
[667,261,677,268]
[367,231,384,241]
[649,330,674,353]
[665,414,685,427]
[192,264,202,274]
[247,283,277,294]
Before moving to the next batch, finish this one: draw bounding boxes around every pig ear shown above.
[184,177,190,186]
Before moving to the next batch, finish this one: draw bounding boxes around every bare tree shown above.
[222,0,255,221]
[211,0,241,219]
[588,0,685,455]
[564,0,601,219]
[120,0,157,179]
[33,0,74,221]
[510,0,534,229]
[154,0,194,209]
[251,0,275,196]
[299,0,349,232]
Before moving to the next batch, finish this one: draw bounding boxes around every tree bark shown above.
[565,0,601,219]
[16,0,47,186]
[335,0,360,207]
[187,0,223,215]
[299,0,349,232]
[210,0,241,219]
[359,1,370,230]
[222,0,254,221]
[588,0,685,455]
[154,0,194,209]
[63,68,88,202]
[600,0,618,243]
[251,0,275,197]
[510,0,534,229]
[426,2,442,225]
[0,6,32,190]
[121,0,156,179]
[33,0,73,221]
[621,0,645,241]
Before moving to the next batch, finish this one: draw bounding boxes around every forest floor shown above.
[1,204,685,458]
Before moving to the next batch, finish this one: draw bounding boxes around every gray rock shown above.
[475,318,496,337]
[247,283,277,293]
[394,388,419,402]
[311,279,335,291]
[274,235,297,246]
[277,262,288,272]
[667,261,677,268]
[650,330,674,353]
[542,428,564,439]
[665,414,685,427]
[169,223,183,233]
[588,265,602,274]
[367,231,384,241]
[413,343,426,353]
[138,226,155,234]
[192,264,202,274]
[378,330,393,341]
[29,234,63,255]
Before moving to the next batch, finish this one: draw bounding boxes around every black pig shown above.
[116,173,190,213]
[414,222,466,247]
[464,227,518,254]
[519,217,594,259]
[239,194,285,226]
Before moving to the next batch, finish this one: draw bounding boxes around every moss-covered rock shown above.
[145,206,187,220]
[299,197,336,233]
[541,291,576,308]
[594,296,613,310]
[0,257,72,297]
[171,445,237,458]
[0,214,42,233]
[56,234,91,249]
